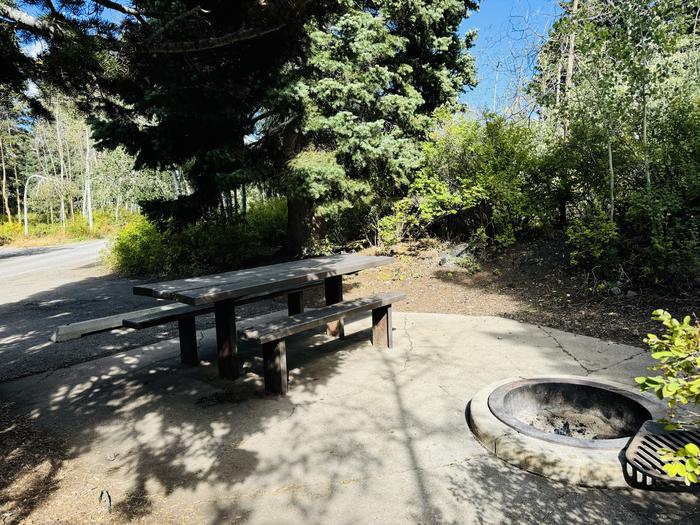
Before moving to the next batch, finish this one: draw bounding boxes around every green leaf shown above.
[664,463,679,477]
[684,443,700,457]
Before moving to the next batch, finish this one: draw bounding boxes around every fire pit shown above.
[468,376,664,487]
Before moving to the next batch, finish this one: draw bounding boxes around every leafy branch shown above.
[636,309,700,485]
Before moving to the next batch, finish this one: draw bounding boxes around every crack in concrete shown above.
[538,325,593,375]
[437,384,455,400]
[589,350,646,375]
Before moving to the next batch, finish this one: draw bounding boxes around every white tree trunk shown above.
[0,134,12,223]
[608,141,615,221]
[7,123,21,222]
[642,92,650,189]
[84,129,94,231]
[55,115,66,228]
[563,0,579,140]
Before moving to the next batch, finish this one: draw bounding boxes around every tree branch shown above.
[146,4,204,42]
[91,0,143,21]
[146,23,287,54]
[0,4,60,36]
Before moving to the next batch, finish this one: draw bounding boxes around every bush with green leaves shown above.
[379,112,538,247]
[565,210,618,267]
[106,199,287,276]
[636,310,700,485]
[246,198,288,246]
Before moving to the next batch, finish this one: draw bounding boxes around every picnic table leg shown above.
[371,305,393,348]
[287,291,304,316]
[215,299,239,379]
[178,317,199,365]
[324,275,344,338]
[262,339,288,395]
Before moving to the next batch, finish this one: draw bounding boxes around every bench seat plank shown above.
[51,303,187,342]
[123,304,214,329]
[244,292,405,344]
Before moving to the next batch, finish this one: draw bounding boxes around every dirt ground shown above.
[345,239,698,348]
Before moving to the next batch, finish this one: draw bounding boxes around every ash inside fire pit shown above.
[488,378,654,447]
[521,408,634,440]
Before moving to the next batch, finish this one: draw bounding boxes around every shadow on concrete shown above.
[0,270,346,382]
[0,269,366,522]
[2,268,698,522]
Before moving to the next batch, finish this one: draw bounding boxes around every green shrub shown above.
[565,211,618,267]
[455,253,481,274]
[636,310,700,485]
[106,210,280,276]
[378,112,537,247]
[246,198,287,246]
[105,215,165,275]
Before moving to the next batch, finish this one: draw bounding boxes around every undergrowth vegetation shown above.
[0,212,127,247]
[106,199,287,276]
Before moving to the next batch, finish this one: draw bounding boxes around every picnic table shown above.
[134,255,394,380]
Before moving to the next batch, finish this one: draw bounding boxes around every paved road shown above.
[0,239,107,280]
[0,239,279,383]
[0,239,178,382]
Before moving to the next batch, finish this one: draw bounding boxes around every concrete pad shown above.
[1,313,697,524]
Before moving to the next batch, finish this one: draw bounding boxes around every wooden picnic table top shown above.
[133,254,394,306]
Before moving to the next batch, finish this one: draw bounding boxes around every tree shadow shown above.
[1,270,698,522]
[0,402,67,525]
[0,268,369,522]
[0,270,330,382]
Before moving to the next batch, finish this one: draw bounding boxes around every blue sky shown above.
[459,0,561,111]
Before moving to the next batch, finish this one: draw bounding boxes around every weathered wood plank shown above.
[51,303,182,342]
[263,340,288,395]
[244,292,405,344]
[371,305,393,348]
[324,275,344,338]
[123,303,213,329]
[215,299,239,379]
[134,255,394,304]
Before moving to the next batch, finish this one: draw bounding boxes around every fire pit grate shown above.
[624,421,700,492]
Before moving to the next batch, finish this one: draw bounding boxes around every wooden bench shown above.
[243,292,405,394]
[50,303,209,342]
[52,282,324,362]
[122,303,214,365]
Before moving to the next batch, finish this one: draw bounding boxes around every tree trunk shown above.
[54,116,66,229]
[8,124,21,222]
[287,196,313,255]
[242,184,247,219]
[84,129,93,231]
[558,197,567,229]
[492,61,500,113]
[608,140,615,221]
[642,90,650,189]
[562,0,579,140]
[66,139,75,222]
[0,135,12,223]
